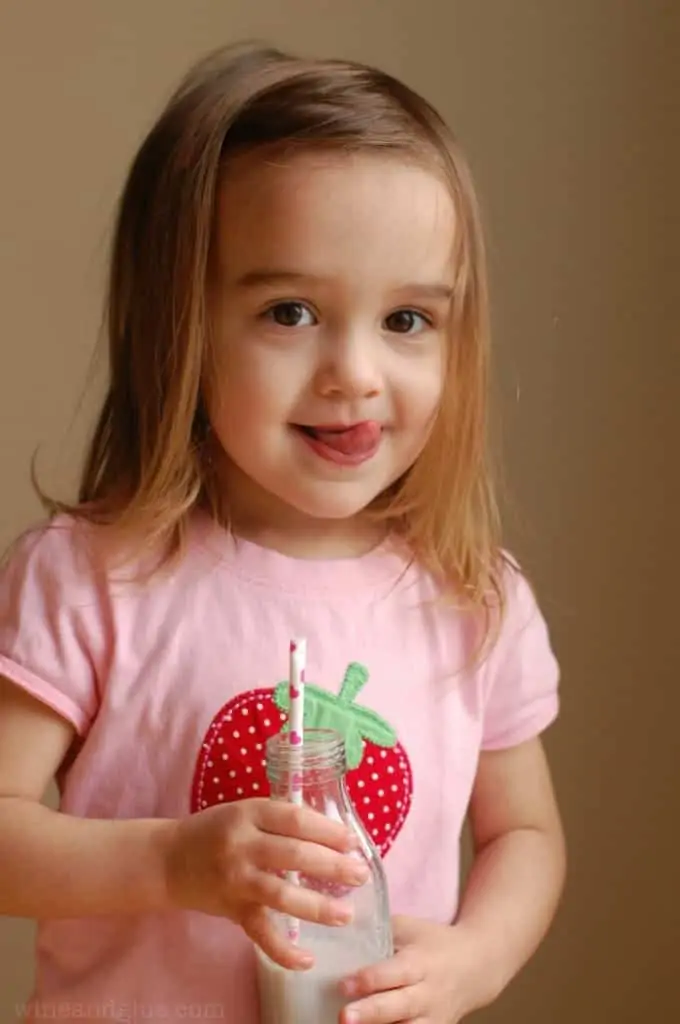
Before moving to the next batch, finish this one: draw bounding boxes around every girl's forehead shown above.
[214,150,458,291]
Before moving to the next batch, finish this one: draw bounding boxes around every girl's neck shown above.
[215,463,385,561]
[230,517,385,560]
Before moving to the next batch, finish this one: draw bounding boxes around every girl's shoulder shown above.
[479,553,561,750]
[1,510,205,592]
[1,513,99,587]
[1,509,152,593]
[403,543,547,634]
[0,514,113,736]
[496,551,546,630]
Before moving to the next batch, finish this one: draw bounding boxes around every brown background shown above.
[1,1,678,1021]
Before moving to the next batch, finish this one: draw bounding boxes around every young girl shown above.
[0,43,565,1024]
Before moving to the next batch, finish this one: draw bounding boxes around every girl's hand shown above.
[163,799,369,969]
[340,915,489,1024]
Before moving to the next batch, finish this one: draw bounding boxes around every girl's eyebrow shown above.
[234,268,454,300]
[235,269,318,289]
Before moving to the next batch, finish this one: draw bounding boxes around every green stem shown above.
[338,663,369,705]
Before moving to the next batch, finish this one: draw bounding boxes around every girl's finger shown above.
[341,983,425,1024]
[249,868,354,928]
[341,949,425,1000]
[241,904,313,971]
[255,799,358,852]
[253,832,370,887]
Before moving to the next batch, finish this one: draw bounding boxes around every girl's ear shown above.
[192,397,211,439]
[193,397,217,478]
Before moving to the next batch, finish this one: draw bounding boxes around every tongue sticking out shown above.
[312,421,381,455]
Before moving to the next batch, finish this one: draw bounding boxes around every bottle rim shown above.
[266,727,346,782]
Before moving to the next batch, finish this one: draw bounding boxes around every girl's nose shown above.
[313,330,382,400]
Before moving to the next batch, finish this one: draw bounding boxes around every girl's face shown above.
[209,150,456,543]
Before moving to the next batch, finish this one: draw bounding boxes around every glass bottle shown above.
[256,727,393,1024]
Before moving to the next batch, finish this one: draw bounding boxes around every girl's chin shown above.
[280,486,384,522]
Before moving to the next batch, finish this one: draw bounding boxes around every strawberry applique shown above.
[191,663,412,857]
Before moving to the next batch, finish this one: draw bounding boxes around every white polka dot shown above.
[201,800,207,808]
[261,759,266,767]
[383,806,390,813]
[246,766,252,774]
[387,766,394,774]
[217,737,224,745]
[255,744,262,751]
[207,761,213,768]
[213,776,219,784]
[386,823,392,831]
[218,793,224,801]
[363,797,370,805]
[398,760,406,770]
[371,773,379,781]
[229,771,236,779]
[222,753,229,761]
[368,812,374,821]
[280,713,286,721]
[241,708,248,716]
[240,748,247,756]
[367,757,374,765]
[225,715,233,723]
[253,783,259,791]
[372,829,378,837]
[256,703,263,711]
[357,780,365,788]
[264,719,271,727]
[237,788,243,796]
[391,784,398,792]
[233,730,240,739]
[380,750,387,759]
[378,790,384,797]
[397,801,403,808]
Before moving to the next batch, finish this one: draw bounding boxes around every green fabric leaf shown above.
[338,662,369,704]
[344,705,397,748]
[273,663,396,770]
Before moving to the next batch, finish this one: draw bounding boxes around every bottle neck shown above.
[266,728,347,795]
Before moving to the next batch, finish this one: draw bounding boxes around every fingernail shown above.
[344,1009,360,1023]
[341,977,358,998]
[330,903,353,925]
[298,954,314,970]
[350,863,370,884]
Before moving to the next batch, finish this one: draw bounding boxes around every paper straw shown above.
[287,638,306,942]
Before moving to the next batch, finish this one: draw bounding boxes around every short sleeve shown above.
[0,517,102,735]
[481,563,560,750]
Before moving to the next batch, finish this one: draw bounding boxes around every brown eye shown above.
[384,309,430,334]
[266,302,315,327]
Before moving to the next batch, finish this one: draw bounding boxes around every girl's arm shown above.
[457,735,567,1001]
[338,737,565,1022]
[0,676,172,918]
[0,674,363,968]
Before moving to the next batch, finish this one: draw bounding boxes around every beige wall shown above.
[1,1,678,1020]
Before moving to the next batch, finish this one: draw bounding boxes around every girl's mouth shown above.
[292,421,383,466]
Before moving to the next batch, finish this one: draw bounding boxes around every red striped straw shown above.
[287,638,306,943]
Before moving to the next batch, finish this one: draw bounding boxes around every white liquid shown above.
[257,923,387,1024]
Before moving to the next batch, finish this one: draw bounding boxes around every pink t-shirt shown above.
[0,513,559,1023]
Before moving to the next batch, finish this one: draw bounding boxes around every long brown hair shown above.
[42,42,505,620]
